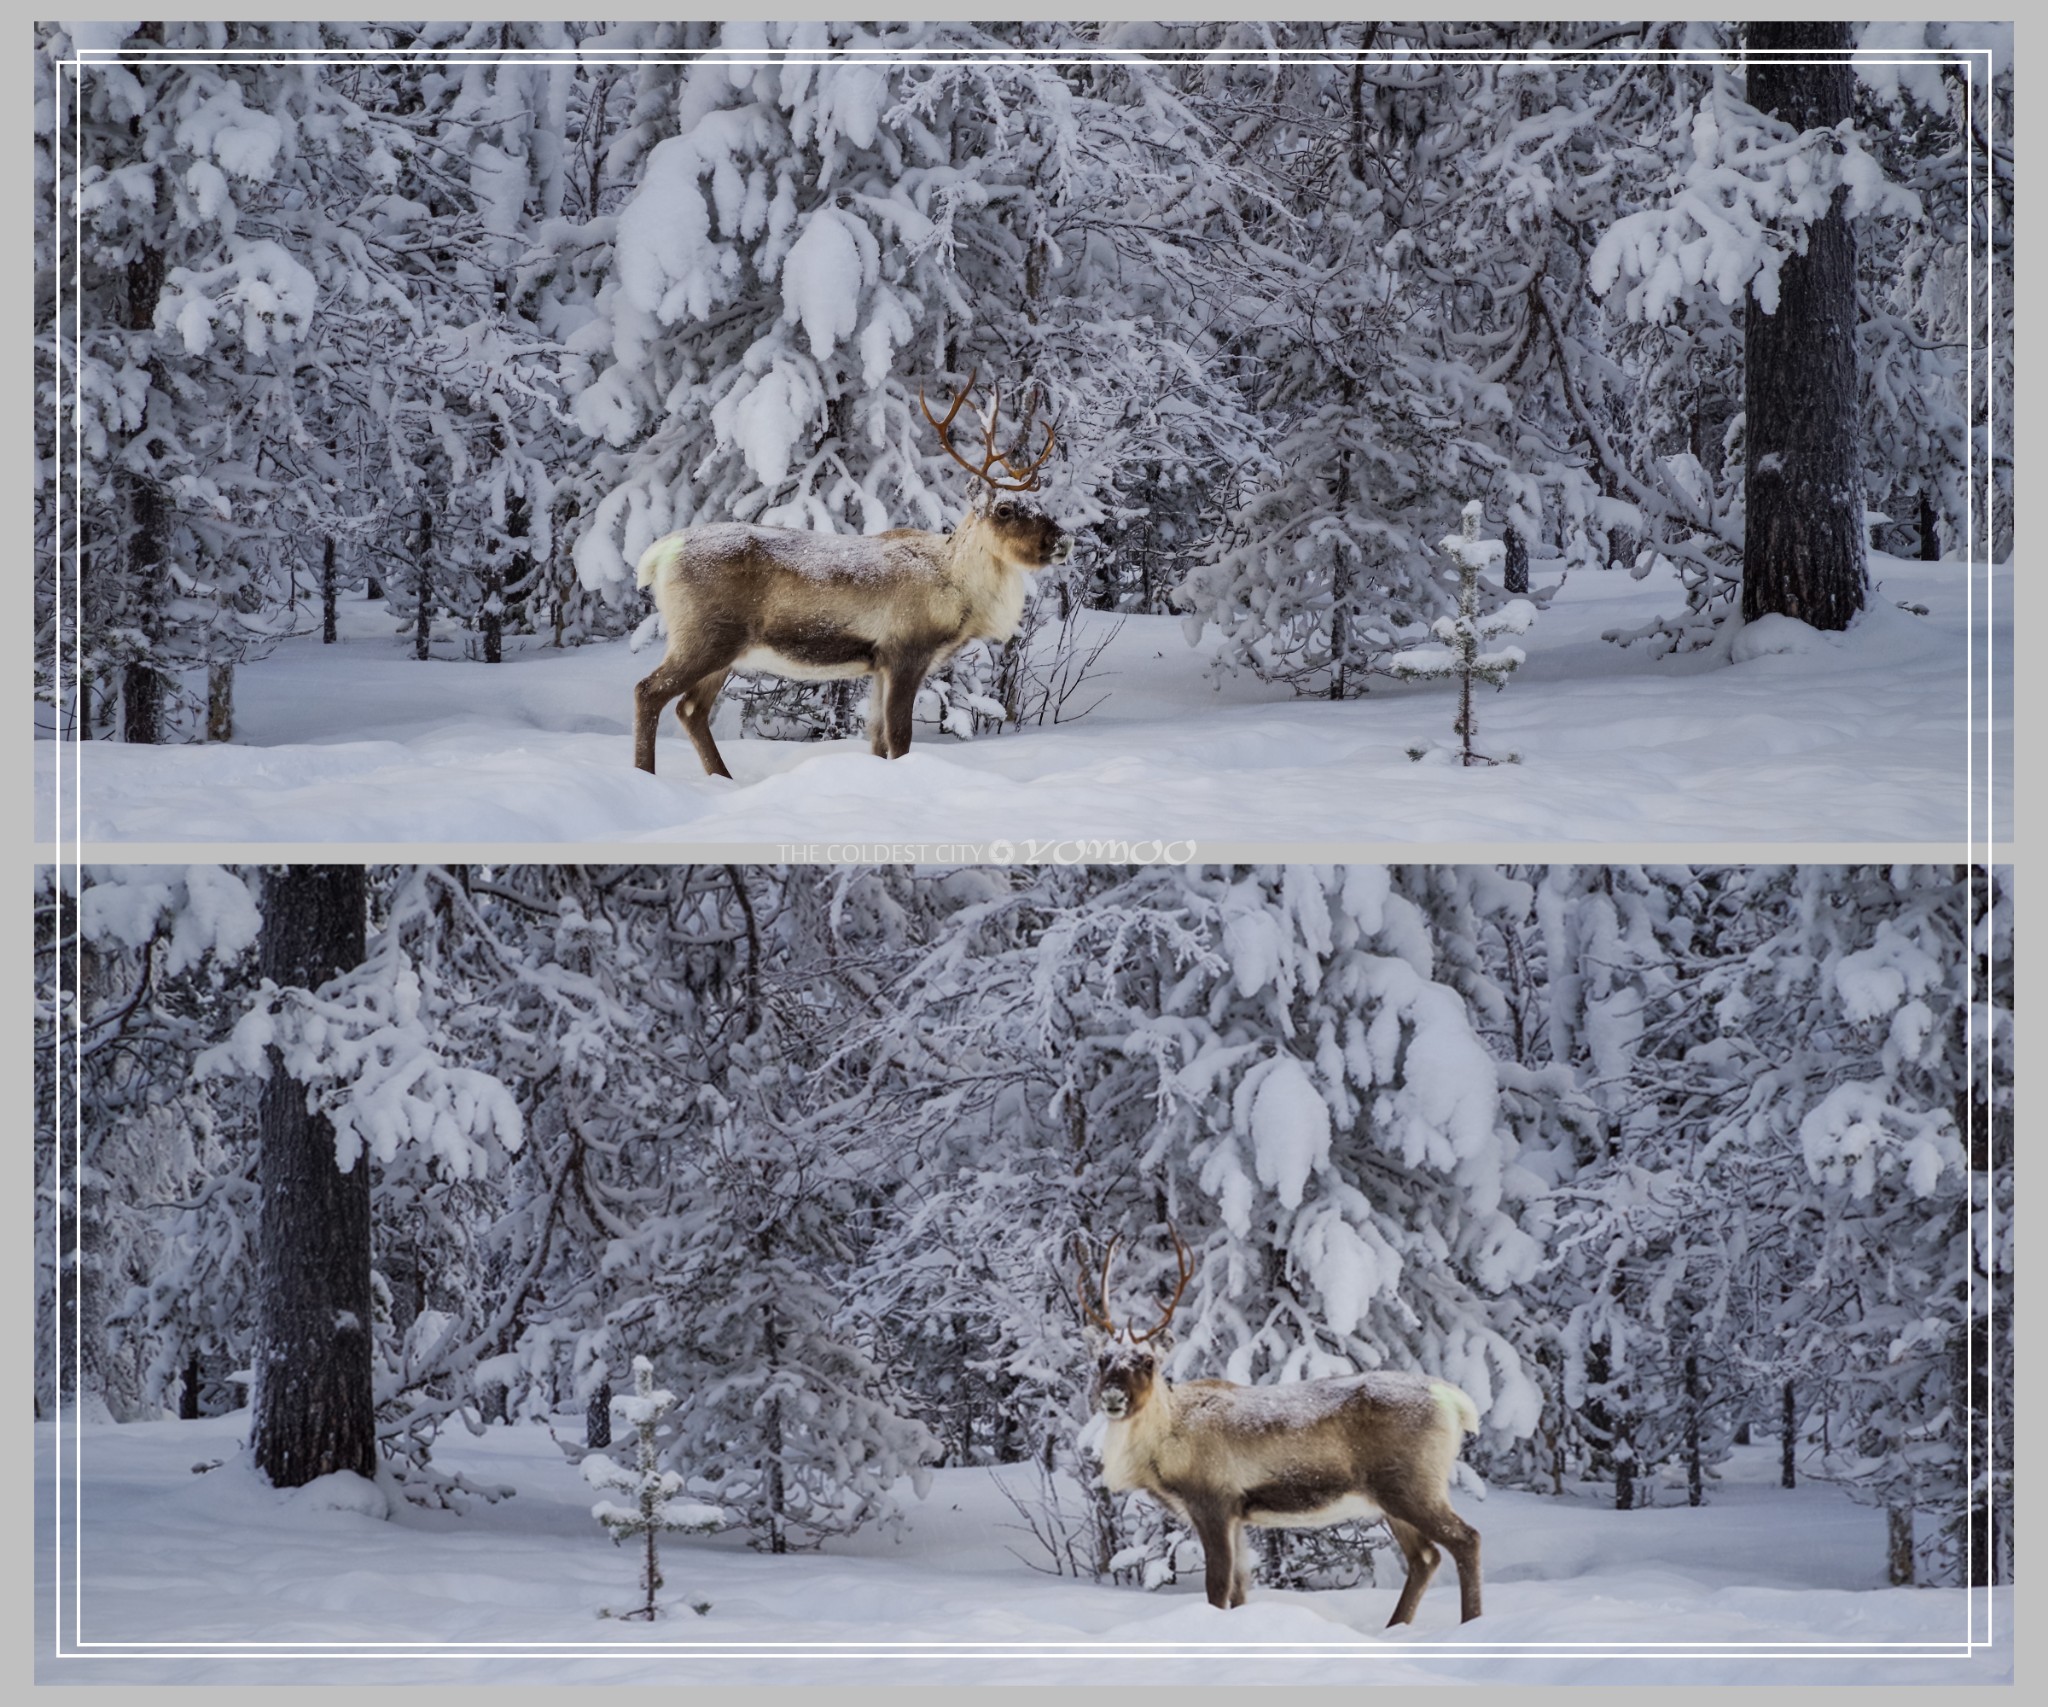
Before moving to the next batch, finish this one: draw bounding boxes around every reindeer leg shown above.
[1381,1515,1441,1628]
[636,635,740,777]
[1189,1501,1242,1610]
[675,669,732,780]
[1232,1526,1255,1608]
[879,648,935,760]
[866,672,889,758]
[1430,1508,1482,1623]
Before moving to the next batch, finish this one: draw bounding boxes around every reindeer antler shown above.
[1079,1226,1192,1343]
[1076,1231,1120,1335]
[1129,1224,1193,1345]
[920,370,1056,493]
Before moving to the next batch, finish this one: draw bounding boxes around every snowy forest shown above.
[34,22,2011,844]
[40,863,2011,1666]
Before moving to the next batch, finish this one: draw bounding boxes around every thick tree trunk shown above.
[586,1380,612,1449]
[321,537,338,644]
[1781,1379,1797,1488]
[1742,24,1868,631]
[251,865,376,1490]
[1918,491,1941,562]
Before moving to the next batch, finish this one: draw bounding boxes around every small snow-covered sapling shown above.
[1390,500,1535,767]
[584,1356,724,1620]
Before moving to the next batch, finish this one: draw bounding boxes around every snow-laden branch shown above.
[197,929,524,1178]
[1589,74,1920,324]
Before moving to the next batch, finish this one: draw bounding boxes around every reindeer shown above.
[630,373,1075,777]
[1084,1230,1483,1625]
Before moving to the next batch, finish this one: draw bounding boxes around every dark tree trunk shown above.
[1503,524,1530,594]
[180,1351,203,1421]
[1329,370,1361,700]
[321,537,338,644]
[120,242,168,746]
[586,1380,612,1449]
[1684,1351,1704,1508]
[1742,24,1868,631]
[414,506,434,662]
[1918,490,1941,561]
[1781,1379,1797,1489]
[251,865,376,1490]
[481,556,503,664]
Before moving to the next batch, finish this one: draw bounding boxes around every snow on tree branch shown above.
[197,926,524,1177]
[1590,75,1920,323]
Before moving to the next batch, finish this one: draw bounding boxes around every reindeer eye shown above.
[996,503,1015,520]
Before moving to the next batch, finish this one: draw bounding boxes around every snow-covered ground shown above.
[36,1414,2009,1686]
[37,556,2006,846]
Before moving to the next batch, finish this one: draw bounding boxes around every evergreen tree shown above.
[585,1356,724,1619]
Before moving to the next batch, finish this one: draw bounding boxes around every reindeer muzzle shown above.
[1051,534,1076,565]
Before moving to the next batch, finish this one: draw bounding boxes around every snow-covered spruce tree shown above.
[1174,21,1688,697]
[1850,32,1983,563]
[41,24,352,741]
[34,866,265,1421]
[480,866,950,1551]
[1525,865,1742,1508]
[585,1356,724,1620]
[355,25,583,665]
[631,1111,938,1553]
[1389,503,1533,766]
[1515,865,1995,1558]
[846,865,1118,1516]
[1759,867,1979,1583]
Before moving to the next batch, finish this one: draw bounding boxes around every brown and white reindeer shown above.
[630,373,1075,777]
[1084,1230,1484,1624]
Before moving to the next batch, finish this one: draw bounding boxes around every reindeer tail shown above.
[635,534,685,591]
[1430,1380,1481,1437]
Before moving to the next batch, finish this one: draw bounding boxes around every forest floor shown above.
[36,1413,2009,1686]
[39,554,2006,847]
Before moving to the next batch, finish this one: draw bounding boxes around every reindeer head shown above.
[1095,1341,1160,1420]
[921,371,1075,571]
[1079,1227,1193,1419]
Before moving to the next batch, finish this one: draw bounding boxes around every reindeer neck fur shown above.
[941,510,1033,644]
[1100,1377,1201,1494]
